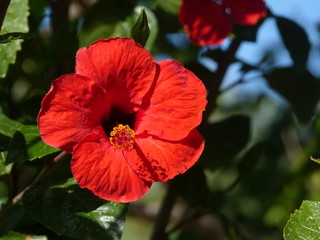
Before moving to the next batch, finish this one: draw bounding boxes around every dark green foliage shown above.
[237,142,265,179]
[0,205,27,237]
[200,115,251,170]
[78,4,158,50]
[0,0,320,239]
[233,19,265,42]
[23,178,128,240]
[265,67,319,123]
[0,113,59,166]
[171,165,212,206]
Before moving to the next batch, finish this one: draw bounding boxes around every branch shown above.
[0,0,10,31]
[167,172,244,234]
[203,39,241,121]
[151,182,176,240]
[0,151,68,220]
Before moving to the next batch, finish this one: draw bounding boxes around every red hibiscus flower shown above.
[179,0,267,46]
[38,37,207,203]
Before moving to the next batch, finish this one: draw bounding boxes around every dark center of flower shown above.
[101,107,136,151]
[109,124,135,151]
[102,107,135,132]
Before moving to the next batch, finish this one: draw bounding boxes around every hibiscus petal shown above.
[71,131,152,203]
[129,129,204,182]
[38,74,109,153]
[75,37,156,110]
[135,59,207,141]
[178,0,232,46]
[223,0,266,25]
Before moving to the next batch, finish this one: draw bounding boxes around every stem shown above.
[168,208,204,234]
[47,0,72,82]
[167,162,244,234]
[48,0,71,32]
[0,0,10,31]
[150,182,176,240]
[0,151,68,220]
[203,39,241,121]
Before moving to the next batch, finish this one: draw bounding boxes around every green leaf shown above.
[233,20,264,42]
[130,8,150,47]
[0,113,21,136]
[0,113,59,165]
[79,5,158,51]
[0,204,27,237]
[23,178,128,240]
[311,156,320,165]
[237,142,265,178]
[0,231,47,240]
[264,67,319,123]
[0,0,29,78]
[284,200,320,240]
[151,0,182,15]
[78,0,136,47]
[0,143,12,175]
[0,177,8,209]
[276,16,311,67]
[201,48,225,63]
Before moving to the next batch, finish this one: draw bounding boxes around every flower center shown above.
[109,124,135,151]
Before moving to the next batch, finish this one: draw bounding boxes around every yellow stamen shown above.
[109,124,135,151]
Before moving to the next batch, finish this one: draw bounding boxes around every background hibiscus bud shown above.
[130,8,150,47]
